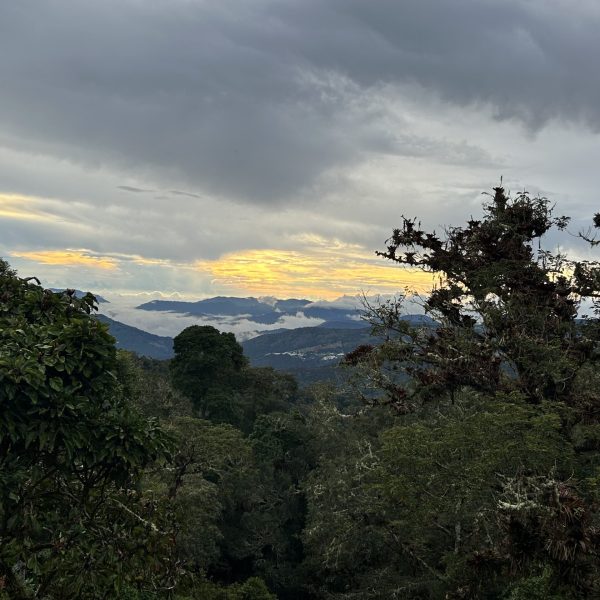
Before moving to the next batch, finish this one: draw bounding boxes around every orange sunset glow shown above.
[197,247,436,299]
[10,244,436,300]
[11,249,119,271]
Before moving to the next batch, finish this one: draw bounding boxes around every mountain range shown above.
[136,296,363,325]
[50,289,109,303]
[93,296,435,386]
[95,314,174,361]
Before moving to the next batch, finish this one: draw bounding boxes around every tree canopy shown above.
[170,325,248,421]
[0,260,172,598]
[326,187,600,597]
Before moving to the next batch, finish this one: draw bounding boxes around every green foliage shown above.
[159,417,257,571]
[311,188,600,597]
[179,576,276,599]
[361,187,600,408]
[504,568,569,600]
[301,397,398,598]
[302,383,582,597]
[246,411,315,596]
[377,395,574,596]
[117,350,193,420]
[121,576,276,600]
[119,329,307,597]
[170,325,247,421]
[0,260,172,598]
[239,368,298,433]
[170,325,298,432]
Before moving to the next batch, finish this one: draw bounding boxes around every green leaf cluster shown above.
[0,261,172,598]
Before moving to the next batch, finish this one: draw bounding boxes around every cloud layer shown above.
[1,1,599,298]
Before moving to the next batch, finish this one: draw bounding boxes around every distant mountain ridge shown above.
[136,296,362,325]
[95,314,174,360]
[96,306,435,385]
[50,288,109,303]
[242,314,436,384]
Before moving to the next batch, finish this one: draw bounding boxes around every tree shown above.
[336,188,600,596]
[152,417,257,574]
[0,260,172,598]
[349,187,599,410]
[246,410,315,597]
[170,326,299,432]
[170,326,247,422]
[114,344,283,599]
[238,367,298,434]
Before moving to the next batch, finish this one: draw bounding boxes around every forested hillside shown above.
[96,314,175,360]
[94,314,433,385]
[2,187,600,598]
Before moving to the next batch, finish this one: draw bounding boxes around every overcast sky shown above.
[1,0,599,300]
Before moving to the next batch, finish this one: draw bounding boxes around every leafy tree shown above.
[117,351,193,421]
[0,260,172,598]
[245,410,315,598]
[170,326,299,432]
[302,399,392,598]
[333,188,600,596]
[239,368,298,434]
[160,417,257,573]
[114,353,283,598]
[179,575,276,599]
[358,187,598,408]
[121,340,307,597]
[374,394,575,598]
[170,326,247,422]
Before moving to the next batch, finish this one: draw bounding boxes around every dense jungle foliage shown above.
[1,187,600,598]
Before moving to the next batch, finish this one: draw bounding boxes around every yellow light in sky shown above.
[197,246,435,299]
[11,249,118,271]
[1,191,437,299]
[0,193,55,221]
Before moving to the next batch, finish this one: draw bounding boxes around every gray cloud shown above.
[2,1,598,205]
[1,0,600,299]
[117,186,154,193]
[169,190,205,200]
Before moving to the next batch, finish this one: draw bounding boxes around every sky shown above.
[2,0,600,302]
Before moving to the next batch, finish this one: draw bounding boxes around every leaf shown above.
[49,377,63,391]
